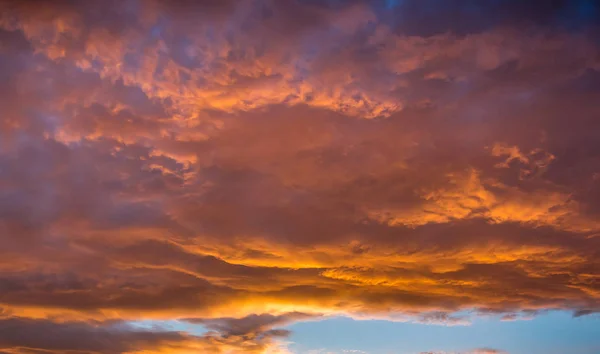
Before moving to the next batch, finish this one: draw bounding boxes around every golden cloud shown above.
[0,0,599,353]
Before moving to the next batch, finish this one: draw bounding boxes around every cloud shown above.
[0,0,599,353]
[419,349,506,354]
[183,312,316,337]
[0,316,293,353]
[470,349,507,354]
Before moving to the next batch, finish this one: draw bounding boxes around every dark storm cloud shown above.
[0,315,293,353]
[0,317,184,353]
[377,0,600,36]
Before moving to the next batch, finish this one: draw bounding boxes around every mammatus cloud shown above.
[1,0,600,352]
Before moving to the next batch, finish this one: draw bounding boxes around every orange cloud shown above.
[0,0,599,353]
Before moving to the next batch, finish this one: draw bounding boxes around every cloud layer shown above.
[1,0,600,352]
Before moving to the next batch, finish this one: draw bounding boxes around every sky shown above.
[0,0,599,353]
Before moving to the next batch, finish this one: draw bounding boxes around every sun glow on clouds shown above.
[1,0,600,353]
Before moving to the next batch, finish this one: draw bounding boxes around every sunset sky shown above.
[1,0,600,353]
